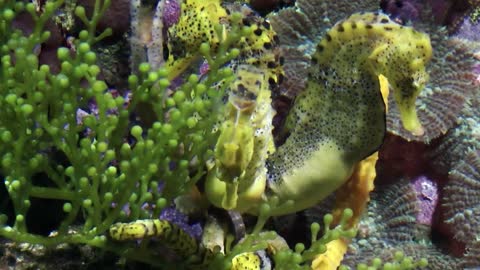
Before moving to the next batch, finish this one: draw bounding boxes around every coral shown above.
[340,179,465,269]
[411,176,439,226]
[441,149,480,244]
[159,206,203,241]
[428,88,480,174]
[380,0,422,21]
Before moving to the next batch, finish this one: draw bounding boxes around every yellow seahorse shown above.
[262,12,431,215]
[165,0,283,87]
[206,13,432,215]
[207,12,431,216]
[205,64,275,212]
[109,218,276,270]
[110,10,432,270]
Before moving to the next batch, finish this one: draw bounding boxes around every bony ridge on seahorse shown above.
[205,12,432,216]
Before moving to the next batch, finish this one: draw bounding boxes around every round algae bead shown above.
[57,47,70,60]
[16,214,25,223]
[418,258,428,267]
[89,65,100,77]
[161,124,173,135]
[1,131,12,142]
[324,213,333,226]
[83,199,92,207]
[79,30,89,41]
[131,125,143,139]
[148,71,158,82]
[78,42,90,54]
[186,117,197,128]
[168,139,178,148]
[158,78,170,88]
[3,9,15,21]
[295,243,305,253]
[58,75,70,88]
[5,94,16,105]
[79,177,89,188]
[139,63,150,73]
[104,192,113,203]
[97,141,108,152]
[173,91,186,103]
[65,166,75,177]
[74,6,86,18]
[148,164,158,174]
[128,74,138,87]
[106,166,117,176]
[11,180,21,190]
[92,80,107,93]
[84,52,96,64]
[157,198,167,209]
[63,202,72,212]
[21,104,34,116]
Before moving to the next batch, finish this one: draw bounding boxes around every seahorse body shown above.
[109,219,198,257]
[205,65,275,211]
[110,218,273,270]
[263,12,432,215]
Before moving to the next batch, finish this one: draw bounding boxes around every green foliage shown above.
[273,209,357,270]
[339,251,428,270]
[0,0,242,254]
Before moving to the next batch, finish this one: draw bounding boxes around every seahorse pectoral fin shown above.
[378,74,390,113]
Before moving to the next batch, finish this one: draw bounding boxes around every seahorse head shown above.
[364,14,432,135]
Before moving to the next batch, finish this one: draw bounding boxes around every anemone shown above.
[442,149,480,244]
[340,179,464,269]
[428,89,480,174]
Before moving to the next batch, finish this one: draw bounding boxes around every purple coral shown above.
[380,0,422,22]
[162,0,181,29]
[411,175,439,226]
[441,150,480,244]
[160,206,203,241]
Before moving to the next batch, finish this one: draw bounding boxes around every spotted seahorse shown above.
[109,218,275,270]
[260,12,431,215]
[205,64,275,212]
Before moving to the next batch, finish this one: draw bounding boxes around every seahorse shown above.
[261,12,431,215]
[205,12,431,216]
[205,64,275,212]
[109,218,275,270]
[109,10,431,269]
[164,0,283,86]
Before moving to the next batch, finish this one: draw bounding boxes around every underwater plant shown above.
[0,0,245,262]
